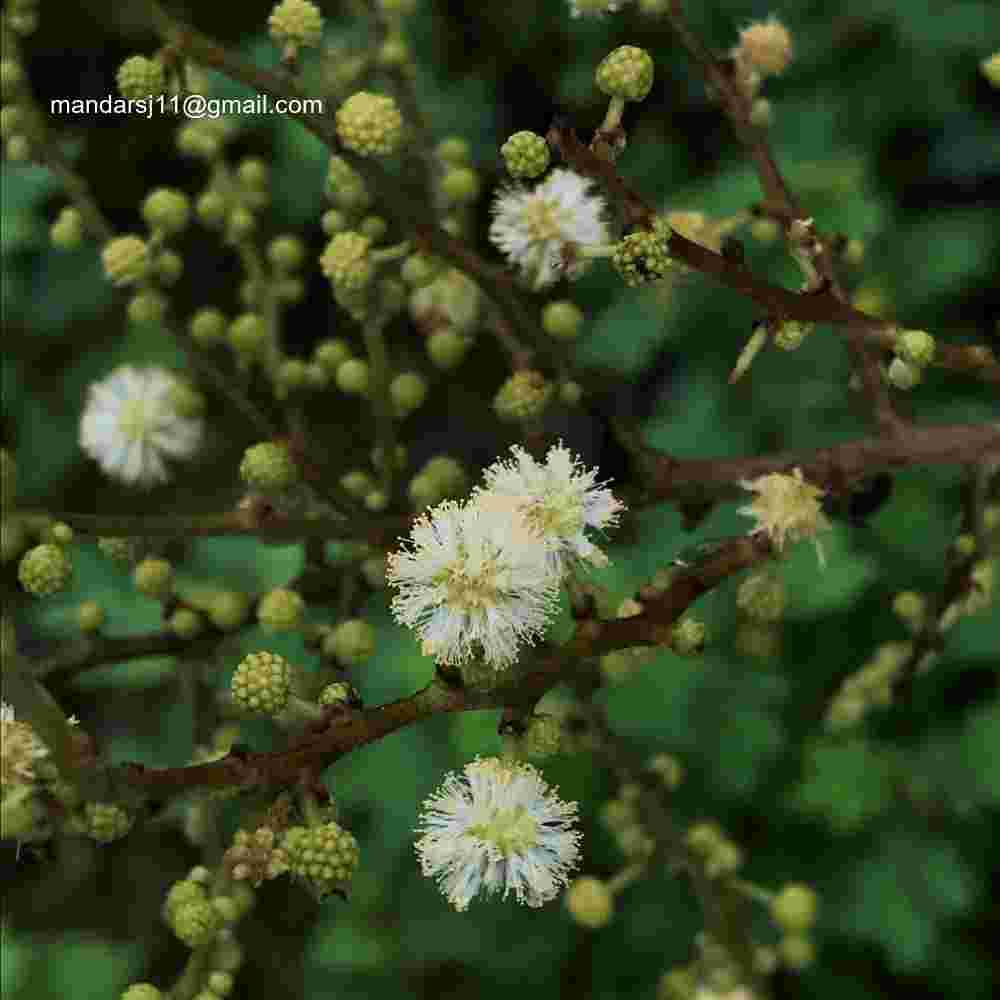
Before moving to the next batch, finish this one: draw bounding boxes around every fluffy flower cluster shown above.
[489,169,608,290]
[739,466,830,566]
[387,442,624,670]
[414,756,582,911]
[79,366,203,488]
[1,702,49,786]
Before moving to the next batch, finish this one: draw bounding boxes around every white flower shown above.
[387,500,561,670]
[415,756,582,911]
[474,441,625,573]
[489,169,608,289]
[79,366,202,488]
[738,466,830,566]
[568,0,626,18]
[1,701,49,786]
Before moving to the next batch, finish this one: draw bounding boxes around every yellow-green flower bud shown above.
[981,52,1000,87]
[231,651,293,715]
[318,680,360,707]
[226,206,257,242]
[127,290,168,325]
[892,590,926,628]
[209,591,250,631]
[268,0,324,50]
[257,588,305,630]
[141,187,191,235]
[895,328,936,367]
[335,358,370,395]
[774,319,813,351]
[189,307,227,346]
[426,330,470,370]
[314,337,352,372]
[500,130,550,179]
[239,441,299,492]
[121,984,164,1000]
[435,136,469,164]
[646,752,684,789]
[81,801,133,843]
[76,600,106,633]
[50,207,84,249]
[158,247,185,281]
[169,607,203,639]
[98,536,137,565]
[134,557,173,600]
[612,219,673,287]
[323,618,376,666]
[771,883,819,933]
[116,55,166,100]
[326,156,370,211]
[493,370,553,422]
[565,876,614,929]
[196,189,228,227]
[596,45,655,102]
[440,166,481,203]
[18,543,73,596]
[335,91,404,157]
[268,235,306,272]
[172,898,223,949]
[736,573,786,623]
[518,713,562,758]
[658,967,698,1000]
[283,821,360,897]
[779,934,816,970]
[389,371,428,416]
[206,972,234,997]
[321,231,373,295]
[671,617,706,656]
[541,300,584,340]
[101,235,148,286]
[887,357,921,390]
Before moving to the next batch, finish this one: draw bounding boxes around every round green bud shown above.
[208,591,250,631]
[749,96,773,128]
[133,557,173,600]
[18,543,72,596]
[436,136,470,164]
[671,617,706,656]
[283,821,360,896]
[774,320,813,351]
[389,371,428,416]
[236,157,269,191]
[2,518,28,564]
[771,884,819,933]
[127,290,168,325]
[97,536,137,566]
[426,329,470,370]
[421,455,468,495]
[210,933,243,973]
[155,250,183,285]
[565,876,614,929]
[276,358,309,393]
[541,300,584,340]
[166,380,205,419]
[121,985,164,1000]
[892,590,926,627]
[318,680,360,707]
[401,252,442,288]
[340,469,375,497]
[335,91,404,157]
[116,55,166,100]
[558,381,583,406]
[500,131,551,179]
[953,533,977,558]
[359,215,388,242]
[239,441,299,492]
[377,36,410,68]
[0,60,25,97]
[101,235,148,286]
[165,879,207,922]
[226,206,257,243]
[323,618,376,666]
[169,607,203,639]
[751,218,780,244]
[595,45,655,102]
[519,713,562,758]
[895,328,936,367]
[5,135,31,161]
[231,650,293,715]
[407,473,438,509]
[440,166,481,203]
[335,357,370,395]
[736,573,786,623]
[646,752,684,789]
[0,104,25,141]
[206,972,234,997]
[493,370,553,422]
[267,235,306,272]
[257,587,305,630]
[779,934,816,970]
[46,521,74,546]
[360,554,387,589]
[173,898,223,949]
[190,308,227,347]
[612,219,674,287]
[658,967,698,1000]
[887,357,921,390]
[141,187,191,235]
[326,156,370,211]
[50,207,85,249]
[177,121,223,160]
[76,600,106,633]
[314,337,352,372]
[321,208,347,235]
[211,896,240,925]
[268,0,325,49]
[82,801,134,843]
[195,189,228,227]
[982,52,1000,88]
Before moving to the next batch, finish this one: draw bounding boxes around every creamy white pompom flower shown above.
[489,168,609,290]
[415,756,582,911]
[387,499,561,670]
[474,441,625,573]
[79,366,202,488]
[1,701,49,786]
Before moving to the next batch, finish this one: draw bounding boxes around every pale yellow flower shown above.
[739,467,830,566]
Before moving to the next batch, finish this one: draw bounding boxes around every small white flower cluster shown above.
[387,442,624,670]
[489,169,609,290]
[79,366,203,488]
[415,756,582,912]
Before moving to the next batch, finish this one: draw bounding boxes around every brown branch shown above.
[74,534,772,801]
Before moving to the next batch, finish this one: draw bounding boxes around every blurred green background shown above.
[2,1,999,998]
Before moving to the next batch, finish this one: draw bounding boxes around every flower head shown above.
[415,756,582,911]
[387,499,561,670]
[739,466,830,566]
[79,366,202,488]
[474,441,625,573]
[489,169,608,289]
[1,702,49,787]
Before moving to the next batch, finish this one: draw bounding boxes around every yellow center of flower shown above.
[467,804,539,856]
[117,399,151,442]
[523,494,583,539]
[444,557,502,611]
[521,197,565,242]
